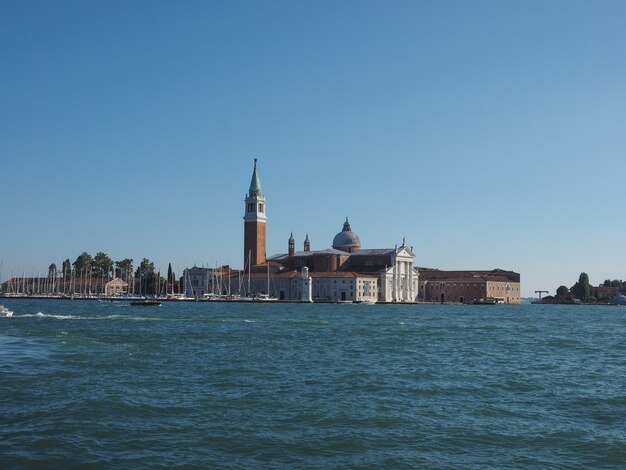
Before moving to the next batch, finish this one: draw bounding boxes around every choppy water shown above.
[1,300,625,469]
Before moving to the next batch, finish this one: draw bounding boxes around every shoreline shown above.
[0,294,420,305]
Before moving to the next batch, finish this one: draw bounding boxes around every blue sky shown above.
[1,0,625,297]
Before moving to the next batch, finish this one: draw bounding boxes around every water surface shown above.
[1,300,624,468]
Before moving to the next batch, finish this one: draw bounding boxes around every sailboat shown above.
[256,262,277,301]
[238,252,278,302]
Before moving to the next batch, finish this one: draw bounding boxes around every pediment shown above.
[396,246,415,258]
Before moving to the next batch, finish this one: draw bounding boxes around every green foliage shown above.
[571,272,591,301]
[136,258,157,295]
[48,263,57,278]
[138,258,155,277]
[556,285,569,296]
[62,259,71,279]
[115,259,133,280]
[73,252,93,275]
[167,263,175,293]
[92,252,113,278]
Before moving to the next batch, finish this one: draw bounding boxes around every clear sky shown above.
[1,0,625,297]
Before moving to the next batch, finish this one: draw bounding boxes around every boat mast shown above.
[247,250,251,296]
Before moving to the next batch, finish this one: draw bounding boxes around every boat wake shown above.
[11,312,165,321]
[24,312,81,320]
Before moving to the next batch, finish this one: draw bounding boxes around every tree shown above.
[92,252,113,278]
[62,259,72,279]
[48,263,57,278]
[556,285,569,297]
[167,263,174,294]
[73,252,94,276]
[138,258,155,277]
[115,258,133,280]
[136,258,156,295]
[572,272,591,301]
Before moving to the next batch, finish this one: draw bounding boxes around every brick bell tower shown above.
[243,158,267,271]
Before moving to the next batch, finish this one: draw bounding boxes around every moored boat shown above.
[130,299,161,306]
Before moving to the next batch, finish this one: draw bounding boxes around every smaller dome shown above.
[332,218,361,253]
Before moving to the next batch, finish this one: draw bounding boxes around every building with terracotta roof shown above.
[242,160,418,302]
[418,268,521,304]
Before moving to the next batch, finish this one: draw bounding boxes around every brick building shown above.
[418,268,521,304]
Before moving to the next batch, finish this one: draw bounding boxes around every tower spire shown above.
[244,158,267,269]
[288,232,295,256]
[249,158,262,196]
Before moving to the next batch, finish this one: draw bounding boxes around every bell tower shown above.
[288,233,295,256]
[243,159,267,270]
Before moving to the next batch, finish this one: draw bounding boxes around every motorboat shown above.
[0,304,13,317]
[130,299,161,306]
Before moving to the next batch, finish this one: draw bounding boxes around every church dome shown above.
[332,218,361,253]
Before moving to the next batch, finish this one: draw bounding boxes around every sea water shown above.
[1,300,624,469]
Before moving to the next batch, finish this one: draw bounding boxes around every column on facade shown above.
[407,262,413,301]
[403,261,409,301]
[392,261,398,302]
[397,261,402,301]
[396,260,402,301]
[393,258,400,302]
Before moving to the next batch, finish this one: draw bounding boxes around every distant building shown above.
[105,278,128,296]
[418,268,521,304]
[241,161,418,302]
[1,276,129,297]
[182,266,237,297]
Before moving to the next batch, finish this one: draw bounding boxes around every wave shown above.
[11,312,165,321]
[283,319,330,326]
[19,312,80,320]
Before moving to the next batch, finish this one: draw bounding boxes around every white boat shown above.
[0,304,13,317]
[253,293,277,301]
[239,293,278,302]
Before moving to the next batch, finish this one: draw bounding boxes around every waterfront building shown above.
[242,161,418,302]
[1,277,129,297]
[243,268,380,302]
[418,268,521,304]
[182,266,236,298]
[104,278,128,296]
